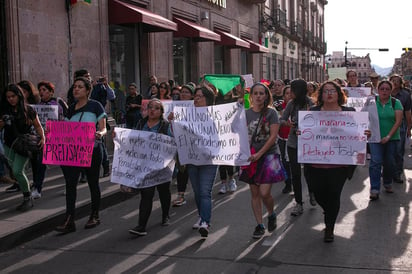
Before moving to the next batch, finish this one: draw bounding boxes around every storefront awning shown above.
[243,39,270,53]
[215,31,250,49]
[108,0,177,32]
[173,18,221,42]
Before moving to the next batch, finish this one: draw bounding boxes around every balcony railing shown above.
[273,8,287,30]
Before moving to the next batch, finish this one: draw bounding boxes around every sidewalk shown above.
[0,162,130,252]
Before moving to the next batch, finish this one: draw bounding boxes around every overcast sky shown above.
[324,0,412,68]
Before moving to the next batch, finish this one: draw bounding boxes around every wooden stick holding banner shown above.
[111,128,177,189]
[172,102,250,166]
[297,111,369,165]
[43,121,96,167]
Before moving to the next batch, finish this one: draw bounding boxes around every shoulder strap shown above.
[391,97,396,109]
[376,95,396,109]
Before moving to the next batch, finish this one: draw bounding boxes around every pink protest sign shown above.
[43,121,96,167]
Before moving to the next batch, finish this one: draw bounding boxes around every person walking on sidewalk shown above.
[0,84,45,211]
[239,82,279,239]
[170,83,195,207]
[55,77,107,234]
[280,79,314,216]
[128,99,172,236]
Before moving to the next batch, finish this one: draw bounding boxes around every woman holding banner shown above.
[185,85,218,238]
[55,77,107,234]
[240,82,279,239]
[31,81,68,199]
[128,98,172,236]
[304,80,370,242]
[0,84,44,211]
[171,83,195,207]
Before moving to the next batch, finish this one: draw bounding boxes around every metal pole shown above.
[345,41,348,67]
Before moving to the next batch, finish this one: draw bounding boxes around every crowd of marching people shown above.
[0,68,411,243]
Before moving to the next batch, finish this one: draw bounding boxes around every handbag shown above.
[11,133,41,158]
[239,113,263,183]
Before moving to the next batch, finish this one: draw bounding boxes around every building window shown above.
[272,55,277,79]
[278,58,283,79]
[173,38,191,86]
[214,45,224,74]
[241,50,248,75]
[109,24,140,90]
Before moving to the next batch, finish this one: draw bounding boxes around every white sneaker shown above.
[228,179,237,192]
[291,203,303,216]
[218,183,227,194]
[31,189,41,199]
[192,217,202,229]
[198,221,209,238]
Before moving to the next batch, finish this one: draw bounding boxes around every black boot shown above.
[102,165,110,177]
[16,196,33,212]
[55,215,76,234]
[85,211,100,229]
[324,225,334,243]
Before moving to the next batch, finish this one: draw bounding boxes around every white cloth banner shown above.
[161,100,194,119]
[344,87,371,112]
[111,128,177,188]
[172,102,251,166]
[241,74,254,88]
[31,105,59,127]
[346,97,367,112]
[360,96,381,143]
[298,111,369,165]
[344,87,371,97]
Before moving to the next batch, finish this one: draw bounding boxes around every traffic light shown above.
[402,48,411,52]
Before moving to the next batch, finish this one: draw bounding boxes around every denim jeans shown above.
[278,139,291,188]
[61,143,103,216]
[394,121,407,178]
[369,141,398,194]
[187,164,217,224]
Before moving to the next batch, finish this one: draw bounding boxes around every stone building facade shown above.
[0,0,328,98]
[326,51,375,84]
[0,0,267,98]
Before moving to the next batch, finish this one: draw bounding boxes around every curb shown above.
[0,188,134,252]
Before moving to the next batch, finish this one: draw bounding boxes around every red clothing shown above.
[278,101,290,140]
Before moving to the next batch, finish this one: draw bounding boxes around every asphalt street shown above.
[1,149,412,273]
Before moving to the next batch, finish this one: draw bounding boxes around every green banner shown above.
[202,74,242,95]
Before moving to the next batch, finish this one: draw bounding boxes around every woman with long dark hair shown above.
[280,79,314,216]
[0,84,44,211]
[128,99,172,236]
[55,77,107,234]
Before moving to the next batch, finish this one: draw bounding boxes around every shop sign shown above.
[208,0,226,8]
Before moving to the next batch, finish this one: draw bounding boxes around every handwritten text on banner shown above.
[31,105,59,127]
[43,121,96,167]
[111,128,177,189]
[297,111,369,165]
[172,102,251,166]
